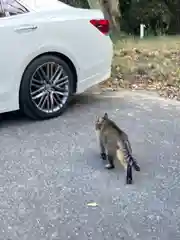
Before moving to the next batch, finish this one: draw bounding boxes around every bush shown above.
[120,0,171,36]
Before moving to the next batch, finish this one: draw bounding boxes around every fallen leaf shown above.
[87,202,98,207]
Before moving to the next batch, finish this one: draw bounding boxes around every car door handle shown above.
[14,25,37,32]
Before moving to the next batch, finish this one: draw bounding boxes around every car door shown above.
[0,0,38,112]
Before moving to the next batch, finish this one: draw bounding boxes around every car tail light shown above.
[90,19,110,35]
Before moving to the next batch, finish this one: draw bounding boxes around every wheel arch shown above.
[19,51,78,107]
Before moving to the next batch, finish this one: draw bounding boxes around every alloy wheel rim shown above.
[30,62,69,113]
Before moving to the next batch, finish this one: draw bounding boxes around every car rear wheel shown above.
[19,55,75,120]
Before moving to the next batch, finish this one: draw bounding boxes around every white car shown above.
[0,0,113,120]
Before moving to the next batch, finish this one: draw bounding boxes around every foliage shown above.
[120,0,172,35]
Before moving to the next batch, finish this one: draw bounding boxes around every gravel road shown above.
[0,89,180,240]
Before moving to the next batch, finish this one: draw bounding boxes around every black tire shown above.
[19,55,75,120]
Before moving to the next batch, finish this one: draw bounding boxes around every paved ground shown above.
[0,89,180,240]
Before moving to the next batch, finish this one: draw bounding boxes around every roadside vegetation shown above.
[100,35,180,100]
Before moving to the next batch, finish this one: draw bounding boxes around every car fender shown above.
[17,44,80,93]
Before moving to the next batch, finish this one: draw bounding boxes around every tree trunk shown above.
[99,0,121,32]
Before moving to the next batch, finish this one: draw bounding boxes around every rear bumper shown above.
[76,36,113,93]
[77,67,111,94]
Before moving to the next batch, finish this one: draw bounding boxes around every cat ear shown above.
[103,112,108,119]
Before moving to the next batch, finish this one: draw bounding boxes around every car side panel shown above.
[0,15,38,113]
[20,10,113,92]
[0,9,113,113]
[39,11,113,82]
[0,13,81,113]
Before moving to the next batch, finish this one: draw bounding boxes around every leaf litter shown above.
[99,37,180,101]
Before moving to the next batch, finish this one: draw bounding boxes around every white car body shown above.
[0,0,113,116]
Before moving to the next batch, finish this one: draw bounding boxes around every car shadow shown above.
[0,110,31,127]
[0,93,101,127]
[69,93,101,108]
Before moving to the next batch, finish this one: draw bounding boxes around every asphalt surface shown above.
[0,89,180,240]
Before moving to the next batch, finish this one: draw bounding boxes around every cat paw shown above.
[126,178,133,184]
[133,163,140,171]
[100,153,106,160]
[105,163,115,169]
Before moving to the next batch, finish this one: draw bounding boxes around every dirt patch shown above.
[99,36,180,100]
